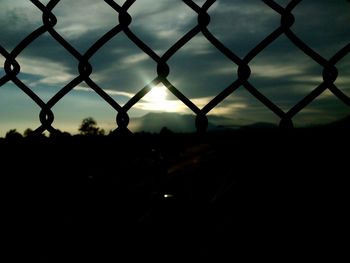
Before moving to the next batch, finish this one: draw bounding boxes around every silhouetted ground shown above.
[1,127,349,261]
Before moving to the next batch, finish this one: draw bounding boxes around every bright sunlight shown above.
[139,83,183,112]
[148,84,167,102]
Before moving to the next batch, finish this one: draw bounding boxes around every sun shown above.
[148,85,167,102]
[140,83,183,112]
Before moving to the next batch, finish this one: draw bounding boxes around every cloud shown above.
[17,56,75,86]
[206,0,280,57]
[52,0,118,40]
[0,2,42,49]
[180,34,212,55]
[290,0,350,58]
[208,102,247,116]
[74,86,133,100]
[251,63,305,79]
[121,53,150,66]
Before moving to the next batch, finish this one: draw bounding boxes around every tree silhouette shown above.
[5,129,23,140]
[78,117,104,136]
[23,128,33,137]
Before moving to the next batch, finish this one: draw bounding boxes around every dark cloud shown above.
[0,5,42,49]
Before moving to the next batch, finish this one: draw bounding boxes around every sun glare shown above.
[140,84,183,112]
[148,85,167,102]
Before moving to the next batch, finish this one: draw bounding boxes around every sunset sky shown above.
[0,0,349,136]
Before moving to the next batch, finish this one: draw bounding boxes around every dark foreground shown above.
[1,129,349,261]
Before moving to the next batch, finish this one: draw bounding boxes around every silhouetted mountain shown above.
[241,122,278,129]
[325,115,350,129]
[130,112,241,133]
[128,112,349,132]
[130,112,195,133]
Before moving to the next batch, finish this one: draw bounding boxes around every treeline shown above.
[1,116,183,141]
[2,117,107,140]
[3,114,350,140]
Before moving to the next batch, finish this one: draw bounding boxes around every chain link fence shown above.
[0,0,349,135]
[1,1,349,261]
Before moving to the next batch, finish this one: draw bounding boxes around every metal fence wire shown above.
[0,0,349,134]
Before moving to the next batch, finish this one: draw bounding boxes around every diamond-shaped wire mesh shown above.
[0,0,349,134]
[1,2,349,261]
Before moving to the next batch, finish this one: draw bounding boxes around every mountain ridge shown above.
[129,112,350,133]
[129,112,266,133]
